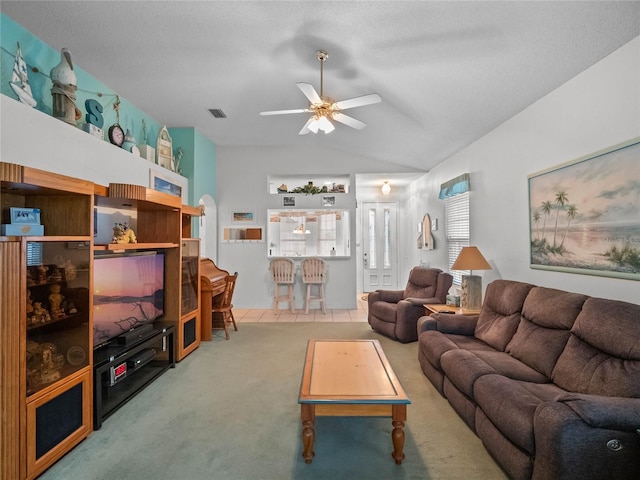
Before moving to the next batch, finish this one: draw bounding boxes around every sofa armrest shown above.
[433,313,478,335]
[404,296,440,307]
[533,398,640,480]
[418,313,478,336]
[418,315,437,333]
[555,393,640,431]
[376,289,405,303]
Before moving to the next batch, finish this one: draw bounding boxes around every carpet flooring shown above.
[39,322,507,480]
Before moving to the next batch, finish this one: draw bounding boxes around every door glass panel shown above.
[383,208,391,268]
[368,208,376,269]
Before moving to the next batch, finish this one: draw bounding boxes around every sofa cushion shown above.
[440,349,497,397]
[552,297,640,397]
[474,375,566,454]
[473,351,549,384]
[474,280,535,351]
[403,267,439,299]
[419,331,495,371]
[506,287,587,377]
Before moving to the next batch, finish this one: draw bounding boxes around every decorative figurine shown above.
[10,42,37,108]
[60,259,77,281]
[50,48,79,125]
[122,129,140,156]
[111,222,137,244]
[48,284,64,318]
[156,125,173,169]
[173,146,184,173]
[33,302,51,324]
[40,344,61,384]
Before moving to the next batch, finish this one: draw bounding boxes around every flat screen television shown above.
[93,252,165,348]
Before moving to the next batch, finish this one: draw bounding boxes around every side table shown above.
[424,304,481,316]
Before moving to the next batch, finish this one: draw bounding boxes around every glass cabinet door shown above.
[26,241,90,397]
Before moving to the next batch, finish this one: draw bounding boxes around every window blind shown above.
[445,192,470,285]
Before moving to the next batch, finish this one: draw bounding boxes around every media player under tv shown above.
[126,348,156,371]
[116,324,155,346]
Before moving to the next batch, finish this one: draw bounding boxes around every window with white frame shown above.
[445,191,470,285]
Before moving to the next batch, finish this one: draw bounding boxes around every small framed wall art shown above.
[321,195,336,207]
[149,169,183,198]
[231,211,256,223]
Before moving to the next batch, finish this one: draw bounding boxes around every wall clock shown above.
[108,124,125,147]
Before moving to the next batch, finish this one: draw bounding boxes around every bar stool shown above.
[301,257,328,314]
[269,258,296,313]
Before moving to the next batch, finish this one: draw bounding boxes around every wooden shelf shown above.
[93,242,178,252]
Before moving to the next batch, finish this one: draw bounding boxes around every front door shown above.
[362,202,398,292]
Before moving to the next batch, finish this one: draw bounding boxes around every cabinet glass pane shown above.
[26,241,90,396]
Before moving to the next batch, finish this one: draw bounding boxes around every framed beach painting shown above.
[528,137,640,280]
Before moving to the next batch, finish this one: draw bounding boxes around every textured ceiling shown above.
[3,1,639,177]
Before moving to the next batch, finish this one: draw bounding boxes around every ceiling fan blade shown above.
[297,83,322,104]
[260,108,310,116]
[298,117,315,135]
[334,93,382,110]
[333,112,367,130]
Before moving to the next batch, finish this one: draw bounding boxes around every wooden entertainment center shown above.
[0,162,201,480]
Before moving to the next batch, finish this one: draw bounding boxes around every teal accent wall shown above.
[1,13,161,156]
[170,127,217,237]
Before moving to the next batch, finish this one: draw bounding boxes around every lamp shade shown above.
[381,181,391,195]
[451,246,491,271]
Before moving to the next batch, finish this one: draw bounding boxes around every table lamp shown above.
[451,246,492,310]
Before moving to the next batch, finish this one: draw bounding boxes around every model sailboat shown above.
[10,43,37,108]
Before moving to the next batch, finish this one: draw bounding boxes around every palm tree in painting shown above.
[540,201,553,244]
[560,205,578,248]
[552,190,569,248]
[532,210,542,241]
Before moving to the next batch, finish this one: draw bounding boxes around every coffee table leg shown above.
[391,404,407,465]
[301,404,315,463]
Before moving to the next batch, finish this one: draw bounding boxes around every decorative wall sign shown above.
[156,125,173,169]
[10,207,41,225]
[528,138,640,280]
[282,196,295,207]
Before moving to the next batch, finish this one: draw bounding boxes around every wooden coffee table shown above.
[298,339,411,464]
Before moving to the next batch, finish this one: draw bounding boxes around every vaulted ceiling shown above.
[3,1,639,174]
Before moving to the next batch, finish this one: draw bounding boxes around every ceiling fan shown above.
[259,50,381,135]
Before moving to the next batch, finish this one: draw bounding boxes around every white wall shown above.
[405,36,640,303]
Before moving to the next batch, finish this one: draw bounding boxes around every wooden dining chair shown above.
[211,272,238,339]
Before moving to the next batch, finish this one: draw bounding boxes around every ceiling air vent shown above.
[208,108,227,119]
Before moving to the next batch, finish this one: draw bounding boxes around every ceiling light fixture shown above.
[381,181,391,195]
[293,224,311,235]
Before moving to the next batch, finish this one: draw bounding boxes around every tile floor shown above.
[234,293,369,323]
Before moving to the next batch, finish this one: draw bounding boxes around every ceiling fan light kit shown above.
[260,49,381,135]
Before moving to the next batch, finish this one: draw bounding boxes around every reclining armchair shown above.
[368,267,453,343]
